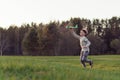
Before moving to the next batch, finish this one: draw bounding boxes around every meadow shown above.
[0,55,120,80]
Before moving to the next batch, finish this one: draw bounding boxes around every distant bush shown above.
[110,39,120,54]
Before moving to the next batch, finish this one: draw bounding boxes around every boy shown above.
[70,28,93,68]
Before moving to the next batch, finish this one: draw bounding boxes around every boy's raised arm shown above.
[70,28,80,40]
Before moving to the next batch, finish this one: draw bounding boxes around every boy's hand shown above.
[82,46,87,48]
[69,28,74,31]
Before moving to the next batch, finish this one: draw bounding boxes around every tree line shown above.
[0,16,120,56]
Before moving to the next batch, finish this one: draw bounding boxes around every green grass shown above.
[0,55,120,80]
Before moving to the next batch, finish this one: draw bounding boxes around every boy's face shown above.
[80,30,86,36]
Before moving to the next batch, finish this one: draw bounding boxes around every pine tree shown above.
[22,27,39,55]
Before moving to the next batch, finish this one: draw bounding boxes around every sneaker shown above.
[90,61,93,68]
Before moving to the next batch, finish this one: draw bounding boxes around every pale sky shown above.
[0,0,120,28]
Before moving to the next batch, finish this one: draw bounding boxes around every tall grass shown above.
[0,55,120,80]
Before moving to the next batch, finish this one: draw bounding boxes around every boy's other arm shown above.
[85,38,91,47]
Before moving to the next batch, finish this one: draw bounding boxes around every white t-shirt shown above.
[71,31,91,51]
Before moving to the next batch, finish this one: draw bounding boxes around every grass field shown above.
[0,55,120,80]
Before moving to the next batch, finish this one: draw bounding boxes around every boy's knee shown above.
[81,57,85,61]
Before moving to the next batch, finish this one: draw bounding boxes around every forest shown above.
[0,16,120,56]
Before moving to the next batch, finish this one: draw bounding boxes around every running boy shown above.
[70,28,93,68]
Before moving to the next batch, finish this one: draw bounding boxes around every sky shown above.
[0,0,120,28]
